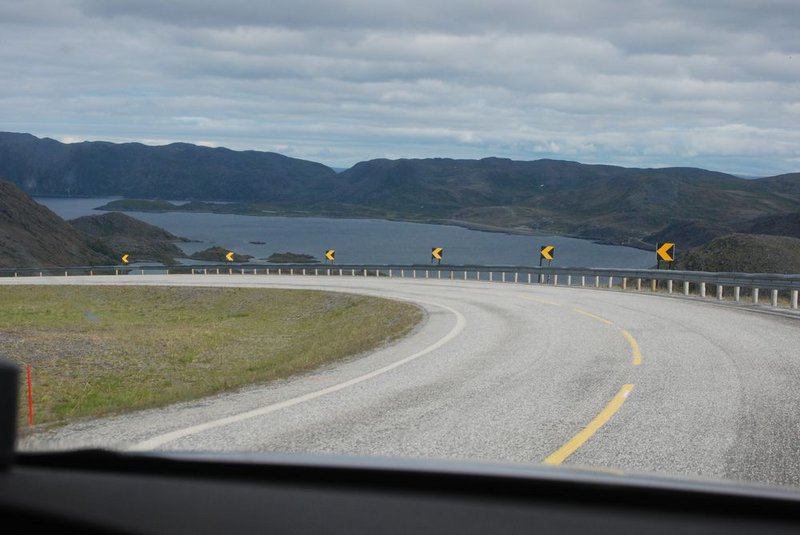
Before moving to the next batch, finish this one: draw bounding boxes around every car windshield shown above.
[2,0,800,493]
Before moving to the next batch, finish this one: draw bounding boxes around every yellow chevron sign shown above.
[225,251,235,262]
[656,242,675,262]
[121,254,129,264]
[431,247,443,261]
[540,245,555,261]
[325,249,335,262]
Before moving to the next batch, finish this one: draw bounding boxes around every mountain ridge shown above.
[2,131,799,248]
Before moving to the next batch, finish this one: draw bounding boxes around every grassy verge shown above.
[0,286,423,430]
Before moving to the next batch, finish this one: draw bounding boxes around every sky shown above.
[1,0,799,176]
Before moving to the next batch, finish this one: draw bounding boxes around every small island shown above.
[189,246,253,262]
[267,252,318,263]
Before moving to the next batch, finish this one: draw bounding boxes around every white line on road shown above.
[127,300,466,451]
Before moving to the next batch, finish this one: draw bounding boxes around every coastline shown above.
[91,200,655,253]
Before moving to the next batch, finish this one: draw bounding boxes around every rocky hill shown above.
[676,234,800,274]
[0,179,113,268]
[69,212,188,265]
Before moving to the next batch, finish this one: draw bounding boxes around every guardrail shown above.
[1,263,798,310]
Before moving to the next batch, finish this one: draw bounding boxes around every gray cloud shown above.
[0,0,798,175]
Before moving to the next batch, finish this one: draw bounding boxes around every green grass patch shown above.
[0,286,423,430]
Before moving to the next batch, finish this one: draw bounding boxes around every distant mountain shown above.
[335,157,800,247]
[3,132,800,249]
[69,212,187,265]
[740,211,800,239]
[0,132,337,201]
[0,179,112,268]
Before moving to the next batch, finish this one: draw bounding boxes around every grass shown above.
[0,286,423,430]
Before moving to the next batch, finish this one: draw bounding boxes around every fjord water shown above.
[38,197,654,268]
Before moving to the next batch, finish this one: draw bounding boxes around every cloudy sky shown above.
[1,0,798,175]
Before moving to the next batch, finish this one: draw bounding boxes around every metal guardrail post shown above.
[734,286,740,301]
[683,281,690,296]
[771,289,778,307]
[753,288,759,304]
[667,280,673,293]
[700,282,706,298]
[792,290,799,309]
[717,285,723,300]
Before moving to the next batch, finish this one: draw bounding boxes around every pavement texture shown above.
[8,273,800,488]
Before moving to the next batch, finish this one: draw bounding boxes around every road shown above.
[11,274,800,488]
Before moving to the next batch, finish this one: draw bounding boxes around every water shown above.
[37,197,654,268]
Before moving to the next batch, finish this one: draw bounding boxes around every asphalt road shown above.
[11,274,800,488]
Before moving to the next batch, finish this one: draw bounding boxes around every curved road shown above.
[12,274,800,488]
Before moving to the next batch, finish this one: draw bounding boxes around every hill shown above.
[335,158,800,247]
[69,212,188,265]
[3,132,800,248]
[675,234,800,274]
[0,132,337,201]
[0,179,113,268]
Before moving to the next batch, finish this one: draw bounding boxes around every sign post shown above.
[656,242,675,269]
[431,247,443,265]
[539,245,554,267]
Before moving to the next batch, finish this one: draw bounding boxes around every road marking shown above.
[127,301,466,451]
[543,384,635,465]
[521,295,561,307]
[573,308,614,325]
[620,329,642,366]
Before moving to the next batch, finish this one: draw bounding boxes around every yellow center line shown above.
[620,329,642,366]
[572,308,614,325]
[521,295,561,307]
[543,384,635,465]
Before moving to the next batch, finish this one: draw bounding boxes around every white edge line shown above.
[127,300,466,451]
